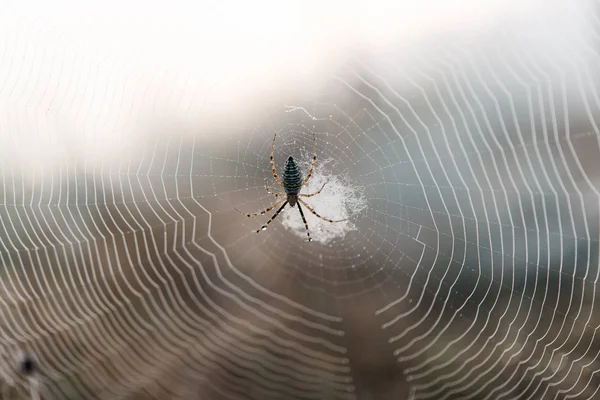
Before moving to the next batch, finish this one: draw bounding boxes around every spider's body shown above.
[283,156,302,206]
[235,133,346,242]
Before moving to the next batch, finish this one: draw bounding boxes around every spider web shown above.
[2,0,600,399]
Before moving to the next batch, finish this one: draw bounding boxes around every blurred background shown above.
[0,0,599,399]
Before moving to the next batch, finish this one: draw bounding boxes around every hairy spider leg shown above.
[296,202,312,242]
[301,132,317,187]
[257,201,288,232]
[299,181,328,198]
[265,178,284,196]
[234,198,286,217]
[298,198,348,223]
[270,133,284,187]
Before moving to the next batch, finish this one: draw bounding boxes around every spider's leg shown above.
[257,201,288,233]
[299,181,328,198]
[265,178,285,196]
[271,133,284,187]
[234,198,286,218]
[301,132,317,187]
[298,198,348,223]
[296,202,312,242]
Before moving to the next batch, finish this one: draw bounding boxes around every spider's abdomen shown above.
[283,156,302,195]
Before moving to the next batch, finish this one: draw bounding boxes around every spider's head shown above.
[286,156,294,163]
[287,194,298,207]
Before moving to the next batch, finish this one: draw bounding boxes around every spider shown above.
[235,132,347,242]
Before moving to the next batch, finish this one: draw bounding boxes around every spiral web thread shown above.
[2,1,600,399]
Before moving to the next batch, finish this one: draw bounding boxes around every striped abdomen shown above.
[283,156,303,195]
